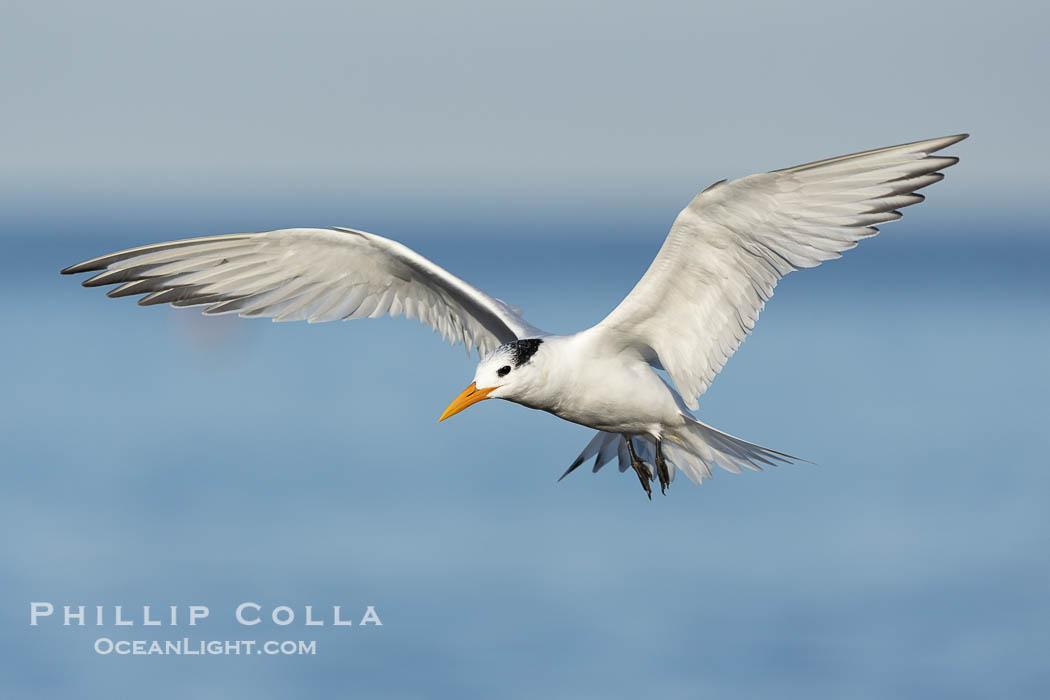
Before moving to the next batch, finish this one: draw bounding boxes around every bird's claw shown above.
[655,441,670,495]
[625,438,654,500]
[634,464,652,500]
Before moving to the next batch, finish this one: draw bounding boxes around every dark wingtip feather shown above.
[106,279,159,298]
[137,286,207,306]
[107,285,138,299]
[81,264,157,288]
[62,233,256,277]
[62,260,104,275]
[917,133,969,153]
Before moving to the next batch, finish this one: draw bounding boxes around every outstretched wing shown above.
[63,226,545,357]
[592,134,967,409]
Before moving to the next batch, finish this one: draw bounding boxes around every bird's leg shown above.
[625,437,653,500]
[655,441,670,495]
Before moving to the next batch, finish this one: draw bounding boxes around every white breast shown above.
[519,333,685,436]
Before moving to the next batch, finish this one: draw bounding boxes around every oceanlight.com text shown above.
[94,638,317,656]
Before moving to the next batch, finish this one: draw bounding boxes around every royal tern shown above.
[63,134,967,498]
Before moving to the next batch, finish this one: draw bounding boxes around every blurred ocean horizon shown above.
[4,206,1048,699]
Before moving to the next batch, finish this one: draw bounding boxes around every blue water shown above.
[3,216,1048,699]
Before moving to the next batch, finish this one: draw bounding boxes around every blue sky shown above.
[3,0,1048,232]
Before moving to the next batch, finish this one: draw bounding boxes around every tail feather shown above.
[561,418,805,488]
[558,431,621,481]
[596,434,622,473]
[669,418,803,484]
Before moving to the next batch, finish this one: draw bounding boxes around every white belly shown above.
[516,335,685,436]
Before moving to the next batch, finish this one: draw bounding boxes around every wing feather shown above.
[63,227,544,357]
[593,134,967,408]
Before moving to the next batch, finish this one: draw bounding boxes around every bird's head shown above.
[438,338,545,421]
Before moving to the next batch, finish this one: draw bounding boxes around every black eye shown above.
[497,365,511,377]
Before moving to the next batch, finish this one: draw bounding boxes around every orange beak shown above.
[438,382,496,422]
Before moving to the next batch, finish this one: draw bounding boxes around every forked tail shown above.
[560,417,804,488]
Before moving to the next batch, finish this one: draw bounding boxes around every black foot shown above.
[655,441,670,495]
[625,438,653,500]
